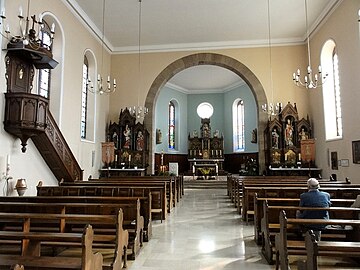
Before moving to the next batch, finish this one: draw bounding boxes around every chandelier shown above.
[0,0,58,68]
[129,0,148,119]
[262,0,281,117]
[87,0,116,95]
[292,0,328,89]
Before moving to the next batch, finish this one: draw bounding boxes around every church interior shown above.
[0,0,360,269]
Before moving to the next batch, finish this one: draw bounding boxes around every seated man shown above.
[296,178,331,240]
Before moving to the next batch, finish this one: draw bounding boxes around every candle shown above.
[18,6,23,17]
[1,8,5,18]
[115,154,118,162]
[128,155,131,162]
[6,155,10,166]
[216,164,218,174]
[51,23,55,33]
[192,166,195,174]
[298,153,301,160]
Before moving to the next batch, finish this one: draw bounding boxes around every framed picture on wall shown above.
[331,151,338,170]
[352,140,360,164]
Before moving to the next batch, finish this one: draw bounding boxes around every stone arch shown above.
[144,52,268,174]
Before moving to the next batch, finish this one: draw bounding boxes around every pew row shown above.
[260,201,360,264]
[0,224,103,270]
[298,230,360,270]
[275,210,360,270]
[0,210,128,269]
[0,195,151,242]
[0,199,142,261]
[37,182,168,221]
[242,186,360,222]
[253,195,355,244]
[87,174,184,205]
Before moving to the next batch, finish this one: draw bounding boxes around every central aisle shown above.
[128,188,272,270]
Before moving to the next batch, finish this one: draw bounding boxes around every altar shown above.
[189,158,224,179]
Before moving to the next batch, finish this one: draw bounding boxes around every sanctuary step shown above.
[184,177,227,189]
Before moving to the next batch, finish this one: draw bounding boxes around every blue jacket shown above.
[298,189,331,230]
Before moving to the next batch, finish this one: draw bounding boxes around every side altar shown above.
[100,108,149,177]
[264,102,321,177]
[188,118,225,178]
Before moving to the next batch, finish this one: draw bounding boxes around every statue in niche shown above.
[123,124,131,149]
[299,128,308,141]
[136,131,144,151]
[285,119,294,147]
[272,129,279,149]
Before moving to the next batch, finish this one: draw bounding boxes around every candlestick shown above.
[129,155,131,162]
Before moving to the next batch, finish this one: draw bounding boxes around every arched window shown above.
[38,21,53,98]
[79,50,96,141]
[233,99,244,151]
[168,101,176,150]
[321,39,342,140]
[81,56,89,139]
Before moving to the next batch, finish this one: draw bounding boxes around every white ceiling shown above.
[66,0,340,91]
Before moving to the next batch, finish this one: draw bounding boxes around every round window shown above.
[197,102,214,119]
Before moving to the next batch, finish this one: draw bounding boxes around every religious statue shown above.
[285,119,294,146]
[136,131,144,151]
[112,131,118,149]
[123,124,131,149]
[299,128,308,141]
[272,129,279,149]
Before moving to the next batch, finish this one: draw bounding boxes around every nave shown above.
[127,188,272,270]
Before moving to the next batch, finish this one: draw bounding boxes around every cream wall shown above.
[309,0,360,182]
[0,0,111,195]
[110,46,310,123]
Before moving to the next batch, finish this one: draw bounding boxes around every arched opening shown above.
[144,53,268,174]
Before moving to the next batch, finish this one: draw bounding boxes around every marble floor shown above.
[127,188,273,270]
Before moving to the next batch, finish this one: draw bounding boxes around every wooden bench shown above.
[88,174,184,205]
[0,195,152,242]
[260,201,360,264]
[0,210,128,269]
[242,185,360,222]
[65,178,173,221]
[227,175,348,217]
[37,182,168,220]
[298,230,360,270]
[275,210,360,270]
[0,224,103,270]
[0,200,141,262]
[253,195,355,244]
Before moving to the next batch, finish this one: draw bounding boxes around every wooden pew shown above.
[0,200,141,262]
[253,195,355,244]
[0,195,152,242]
[0,224,103,270]
[260,201,360,264]
[227,175,346,216]
[66,178,174,218]
[37,182,168,220]
[274,210,360,270]
[0,209,128,269]
[88,174,184,204]
[242,185,360,222]
[298,230,360,270]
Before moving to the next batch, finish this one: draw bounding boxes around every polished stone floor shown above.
[127,188,273,270]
